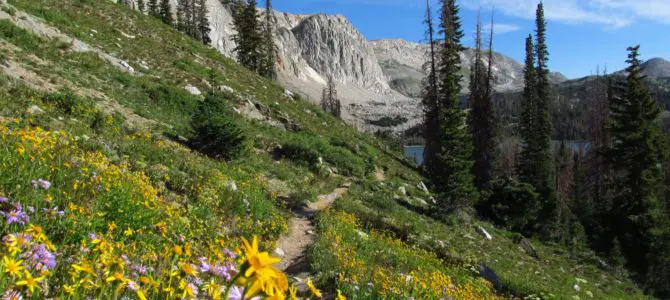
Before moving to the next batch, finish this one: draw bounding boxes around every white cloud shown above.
[460,0,670,28]
[484,23,521,34]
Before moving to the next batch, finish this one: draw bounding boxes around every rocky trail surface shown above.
[275,185,349,287]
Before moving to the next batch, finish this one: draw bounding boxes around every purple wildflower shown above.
[1,289,23,300]
[20,244,56,271]
[131,264,148,275]
[223,249,237,259]
[226,286,243,300]
[31,179,51,190]
[41,207,65,218]
[1,205,30,225]
[198,257,211,273]
[88,233,98,241]
[127,281,139,292]
[27,206,34,213]
[0,197,8,203]
[367,282,374,288]
[188,283,199,298]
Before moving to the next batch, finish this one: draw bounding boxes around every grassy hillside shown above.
[0,0,652,299]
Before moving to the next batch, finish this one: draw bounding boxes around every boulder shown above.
[479,265,502,290]
[475,226,493,240]
[138,60,150,71]
[26,105,44,115]
[119,60,135,73]
[225,180,238,192]
[398,186,407,196]
[339,182,352,188]
[417,181,429,194]
[518,237,540,260]
[218,85,235,93]
[184,84,202,96]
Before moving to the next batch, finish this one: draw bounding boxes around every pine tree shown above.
[469,12,498,189]
[196,0,211,45]
[159,0,174,25]
[177,0,188,33]
[137,0,146,13]
[232,0,264,74]
[434,0,478,212]
[422,0,440,179]
[607,45,665,279]
[148,0,159,17]
[260,0,277,79]
[533,1,557,211]
[320,76,341,118]
[519,34,537,183]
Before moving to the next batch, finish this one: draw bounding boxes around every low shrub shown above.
[477,178,541,235]
[190,92,247,160]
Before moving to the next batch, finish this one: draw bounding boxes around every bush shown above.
[280,133,367,177]
[190,92,247,160]
[43,91,93,115]
[477,178,541,235]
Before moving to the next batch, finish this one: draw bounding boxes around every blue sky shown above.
[263,0,670,79]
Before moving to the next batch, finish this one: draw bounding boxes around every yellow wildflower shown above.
[16,270,45,293]
[180,262,198,276]
[173,245,183,256]
[289,285,299,300]
[307,279,322,298]
[124,228,135,236]
[2,256,24,278]
[105,272,128,283]
[337,289,347,300]
[241,236,280,278]
[108,222,117,232]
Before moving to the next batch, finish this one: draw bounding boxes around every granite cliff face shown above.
[124,0,567,131]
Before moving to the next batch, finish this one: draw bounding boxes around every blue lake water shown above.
[403,141,589,167]
[403,146,425,166]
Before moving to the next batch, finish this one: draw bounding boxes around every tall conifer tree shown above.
[159,0,173,25]
[519,35,537,182]
[233,0,264,74]
[469,12,498,189]
[148,0,159,17]
[260,0,277,79]
[607,45,665,280]
[196,0,212,45]
[422,0,440,178]
[533,2,556,206]
[435,0,477,212]
[137,0,145,12]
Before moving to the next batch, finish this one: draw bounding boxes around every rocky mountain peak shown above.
[641,57,670,78]
[291,14,389,93]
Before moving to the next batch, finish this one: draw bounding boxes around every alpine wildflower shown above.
[2,256,25,278]
[16,270,45,293]
[307,278,322,298]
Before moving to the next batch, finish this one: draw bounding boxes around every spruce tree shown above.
[159,0,174,25]
[607,45,665,280]
[177,0,188,33]
[469,12,498,189]
[422,0,440,180]
[519,34,537,183]
[533,1,557,211]
[148,0,159,17]
[260,0,277,79]
[137,0,145,13]
[435,0,478,212]
[196,0,211,45]
[233,0,264,73]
